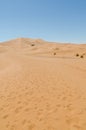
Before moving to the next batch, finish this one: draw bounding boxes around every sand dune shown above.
[0,38,86,130]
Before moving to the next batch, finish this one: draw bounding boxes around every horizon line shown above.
[0,37,86,44]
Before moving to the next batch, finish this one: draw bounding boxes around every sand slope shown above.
[0,38,86,130]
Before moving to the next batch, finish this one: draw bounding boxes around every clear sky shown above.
[0,0,86,43]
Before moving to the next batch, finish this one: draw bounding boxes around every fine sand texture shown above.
[0,38,86,130]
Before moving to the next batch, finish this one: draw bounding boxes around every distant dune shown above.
[0,38,86,130]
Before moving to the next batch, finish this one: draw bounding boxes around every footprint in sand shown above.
[10,125,16,130]
[3,114,9,119]
[14,106,22,113]
[24,107,30,112]
[53,108,58,113]
[0,107,4,111]
[22,119,27,125]
[70,124,81,130]
[28,123,36,130]
[56,104,61,108]
[17,101,22,104]
[6,122,10,128]
[62,96,67,100]
[37,108,44,116]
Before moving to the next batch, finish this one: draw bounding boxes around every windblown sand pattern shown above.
[0,38,86,130]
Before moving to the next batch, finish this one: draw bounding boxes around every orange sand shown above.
[0,38,86,130]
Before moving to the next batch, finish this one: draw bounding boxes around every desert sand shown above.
[0,38,86,130]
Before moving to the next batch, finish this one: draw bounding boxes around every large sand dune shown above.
[0,38,86,130]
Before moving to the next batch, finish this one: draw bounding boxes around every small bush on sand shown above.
[31,44,35,46]
[76,53,79,57]
[80,55,84,58]
[54,52,56,55]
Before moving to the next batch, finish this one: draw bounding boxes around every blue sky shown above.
[0,0,86,43]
